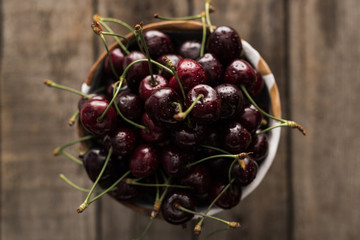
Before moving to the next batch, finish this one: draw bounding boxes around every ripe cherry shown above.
[138,74,168,101]
[174,58,207,93]
[129,144,159,178]
[116,92,143,121]
[230,157,258,186]
[247,133,269,163]
[224,59,257,89]
[104,48,125,77]
[143,30,174,59]
[178,40,201,60]
[237,104,263,134]
[196,53,223,87]
[103,127,138,156]
[161,146,194,178]
[222,121,252,153]
[178,164,211,196]
[215,83,244,120]
[209,179,241,209]
[123,51,150,92]
[140,113,168,143]
[156,54,182,80]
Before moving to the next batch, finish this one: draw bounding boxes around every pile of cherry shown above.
[45,6,304,237]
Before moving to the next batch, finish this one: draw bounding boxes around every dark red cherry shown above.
[206,26,242,65]
[196,53,223,87]
[106,82,129,99]
[186,84,221,124]
[157,54,182,80]
[215,83,244,120]
[209,179,241,209]
[116,92,143,121]
[129,144,159,178]
[138,74,168,101]
[110,180,141,201]
[82,148,119,189]
[223,121,252,153]
[161,146,194,179]
[104,48,125,77]
[178,40,201,60]
[230,157,258,186]
[178,165,211,196]
[224,59,257,89]
[80,98,117,136]
[140,113,168,143]
[144,87,182,128]
[78,94,109,110]
[247,133,269,163]
[161,190,196,225]
[237,104,263,133]
[143,30,174,59]
[172,123,206,150]
[175,58,207,93]
[122,51,150,92]
[103,127,138,156]
[248,72,265,97]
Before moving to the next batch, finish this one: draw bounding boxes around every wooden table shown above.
[1,0,359,239]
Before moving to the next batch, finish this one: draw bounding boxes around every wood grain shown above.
[289,0,360,239]
[0,1,97,240]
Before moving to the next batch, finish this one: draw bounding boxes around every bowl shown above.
[78,20,281,217]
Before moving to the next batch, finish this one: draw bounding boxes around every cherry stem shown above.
[153,13,202,21]
[98,20,130,55]
[43,80,90,99]
[135,218,156,240]
[228,158,247,183]
[176,205,238,227]
[205,0,214,33]
[53,135,95,156]
[240,85,306,135]
[135,24,156,85]
[101,32,129,46]
[68,110,79,126]
[173,94,204,121]
[125,178,191,189]
[200,144,231,154]
[200,12,207,57]
[98,32,120,80]
[60,174,91,193]
[186,153,238,168]
[195,178,238,236]
[60,150,83,165]
[77,147,113,213]
[151,176,172,219]
[163,57,186,100]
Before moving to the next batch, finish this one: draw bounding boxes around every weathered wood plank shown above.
[0,1,98,240]
[289,0,360,239]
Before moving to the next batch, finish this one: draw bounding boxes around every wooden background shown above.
[1,0,359,239]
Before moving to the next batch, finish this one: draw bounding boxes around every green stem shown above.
[256,122,289,135]
[99,33,120,80]
[53,135,95,156]
[200,12,207,57]
[126,179,191,189]
[77,147,113,213]
[154,13,202,21]
[186,153,237,168]
[177,205,231,225]
[173,94,204,121]
[60,150,83,165]
[135,218,156,240]
[43,80,90,98]
[240,85,306,135]
[205,0,214,33]
[68,110,79,126]
[60,174,90,193]
[99,21,130,55]
[100,17,135,34]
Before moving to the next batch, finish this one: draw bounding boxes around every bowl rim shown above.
[79,20,282,217]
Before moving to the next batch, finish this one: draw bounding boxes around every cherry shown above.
[222,121,252,153]
[172,123,206,150]
[185,84,221,124]
[196,53,223,87]
[110,180,142,201]
[175,58,207,93]
[230,157,258,186]
[80,98,117,136]
[122,51,150,92]
[144,87,182,128]
[247,133,269,163]
[178,40,201,60]
[140,113,168,143]
[78,94,109,110]
[104,48,125,77]
[106,82,129,99]
[103,127,138,156]
[206,26,242,65]
[161,146,194,178]
[138,74,168,101]
[129,144,159,178]
[161,190,196,225]
[224,59,257,89]
[116,92,143,121]
[156,54,182,80]
[215,83,244,120]
[248,71,265,97]
[178,164,211,196]
[237,104,263,134]
[209,179,241,209]
[143,30,174,59]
